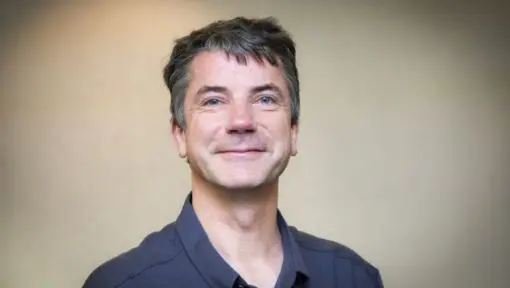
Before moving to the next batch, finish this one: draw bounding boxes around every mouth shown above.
[217,148,264,154]
[216,148,266,158]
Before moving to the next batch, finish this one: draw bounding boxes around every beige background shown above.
[1,1,509,287]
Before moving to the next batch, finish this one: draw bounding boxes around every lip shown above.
[216,149,265,158]
[217,149,264,154]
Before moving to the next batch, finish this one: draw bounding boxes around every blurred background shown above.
[1,1,509,287]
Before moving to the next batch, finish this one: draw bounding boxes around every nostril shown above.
[227,127,256,134]
[226,114,256,134]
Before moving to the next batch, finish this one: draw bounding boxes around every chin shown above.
[193,158,284,191]
[210,171,270,190]
[213,176,267,191]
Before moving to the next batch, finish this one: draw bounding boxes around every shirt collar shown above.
[176,193,309,287]
[277,211,309,286]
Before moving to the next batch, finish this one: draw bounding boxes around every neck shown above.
[191,177,281,264]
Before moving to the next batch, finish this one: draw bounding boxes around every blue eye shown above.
[204,98,221,106]
[259,96,276,105]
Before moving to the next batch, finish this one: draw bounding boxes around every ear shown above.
[290,122,299,156]
[171,118,187,159]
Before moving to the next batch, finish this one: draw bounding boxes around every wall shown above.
[1,1,509,287]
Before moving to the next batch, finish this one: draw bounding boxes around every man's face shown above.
[172,50,298,190]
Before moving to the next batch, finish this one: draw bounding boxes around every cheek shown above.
[266,122,293,147]
[187,117,222,149]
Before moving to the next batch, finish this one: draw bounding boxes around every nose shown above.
[226,102,255,134]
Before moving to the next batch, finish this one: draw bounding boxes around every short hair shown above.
[163,16,300,129]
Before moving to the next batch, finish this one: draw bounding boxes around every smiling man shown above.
[83,17,383,288]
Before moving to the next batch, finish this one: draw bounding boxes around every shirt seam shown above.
[298,243,379,287]
[297,244,370,266]
[113,248,185,288]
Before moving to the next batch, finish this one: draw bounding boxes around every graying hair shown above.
[163,16,300,129]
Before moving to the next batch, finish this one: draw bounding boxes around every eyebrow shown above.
[250,83,283,96]
[196,85,228,96]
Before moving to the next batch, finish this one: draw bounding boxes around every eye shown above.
[203,97,222,106]
[258,95,276,105]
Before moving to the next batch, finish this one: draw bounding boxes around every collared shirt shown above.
[83,194,383,288]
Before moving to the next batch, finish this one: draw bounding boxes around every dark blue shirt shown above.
[83,194,383,287]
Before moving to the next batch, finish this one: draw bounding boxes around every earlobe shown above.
[171,118,187,159]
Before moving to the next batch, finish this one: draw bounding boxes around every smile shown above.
[216,149,265,159]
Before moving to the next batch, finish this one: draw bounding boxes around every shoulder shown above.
[82,222,183,288]
[289,226,374,266]
[289,226,383,286]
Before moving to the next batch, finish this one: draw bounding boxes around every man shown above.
[83,17,383,288]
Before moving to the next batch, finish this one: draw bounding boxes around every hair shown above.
[163,16,300,129]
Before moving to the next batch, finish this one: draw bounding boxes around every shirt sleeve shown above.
[352,264,384,288]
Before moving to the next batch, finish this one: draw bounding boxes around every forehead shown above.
[187,50,288,93]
